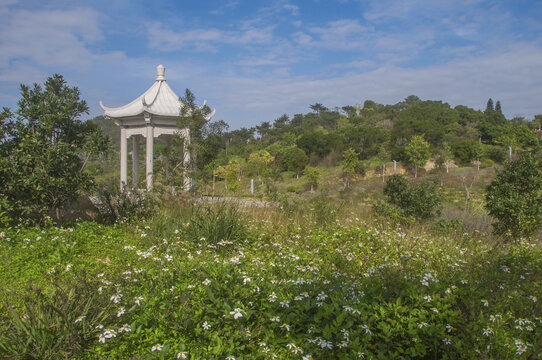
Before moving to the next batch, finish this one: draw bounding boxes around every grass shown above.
[1,198,541,359]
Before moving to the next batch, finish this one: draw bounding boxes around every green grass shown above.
[1,201,540,359]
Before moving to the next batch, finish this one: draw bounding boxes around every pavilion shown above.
[100,65,215,191]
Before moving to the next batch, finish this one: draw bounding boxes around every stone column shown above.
[132,136,139,189]
[120,126,127,191]
[146,125,154,191]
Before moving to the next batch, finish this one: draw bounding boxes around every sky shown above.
[1,0,541,129]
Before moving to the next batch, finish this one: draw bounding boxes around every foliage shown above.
[247,150,273,178]
[383,174,442,219]
[405,135,431,178]
[341,147,364,188]
[435,141,453,173]
[279,146,308,175]
[485,152,542,239]
[1,274,112,359]
[304,166,320,192]
[184,202,247,245]
[0,75,108,223]
[95,181,156,224]
[1,217,540,359]
[215,158,243,193]
[174,89,214,184]
[452,140,484,165]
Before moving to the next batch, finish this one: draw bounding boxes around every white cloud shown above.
[207,42,542,128]
[0,7,103,68]
[146,22,274,52]
[306,19,371,50]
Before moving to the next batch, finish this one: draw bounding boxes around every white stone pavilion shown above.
[100,65,215,191]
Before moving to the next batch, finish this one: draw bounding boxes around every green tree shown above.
[248,150,274,182]
[342,147,361,188]
[0,74,107,222]
[485,98,494,113]
[284,147,308,178]
[495,100,502,114]
[376,147,390,183]
[176,89,213,187]
[485,152,542,239]
[436,142,453,174]
[215,158,243,194]
[405,135,431,178]
[383,174,442,219]
[304,166,320,193]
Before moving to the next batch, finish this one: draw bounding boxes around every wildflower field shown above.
[0,204,541,359]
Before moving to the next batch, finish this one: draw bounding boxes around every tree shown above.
[283,147,308,177]
[341,148,362,188]
[248,150,274,182]
[485,98,494,113]
[215,158,243,194]
[310,103,328,114]
[376,147,390,183]
[0,74,107,222]
[495,100,502,114]
[304,166,320,193]
[176,89,213,188]
[405,135,431,178]
[383,174,441,219]
[436,142,453,174]
[485,152,542,239]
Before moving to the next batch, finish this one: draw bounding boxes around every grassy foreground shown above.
[0,204,541,359]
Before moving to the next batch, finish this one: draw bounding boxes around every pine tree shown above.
[495,100,502,114]
[485,98,494,113]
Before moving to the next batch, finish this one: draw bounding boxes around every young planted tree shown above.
[304,166,320,193]
[405,135,431,178]
[0,74,107,222]
[342,147,361,188]
[485,152,542,239]
[376,147,390,183]
[248,150,274,184]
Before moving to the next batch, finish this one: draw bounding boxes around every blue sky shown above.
[1,0,541,129]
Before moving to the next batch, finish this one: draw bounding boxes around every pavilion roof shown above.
[100,65,214,120]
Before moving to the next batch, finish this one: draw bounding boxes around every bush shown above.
[308,195,342,227]
[481,158,494,168]
[184,202,247,245]
[383,174,409,206]
[486,152,542,239]
[485,145,507,163]
[1,274,112,359]
[382,175,442,219]
[95,182,155,224]
[372,200,414,225]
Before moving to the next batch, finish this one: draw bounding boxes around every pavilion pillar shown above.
[120,126,127,191]
[183,129,192,192]
[132,136,139,189]
[146,124,154,191]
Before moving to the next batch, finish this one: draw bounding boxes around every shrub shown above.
[383,174,409,206]
[184,202,247,244]
[485,145,507,163]
[308,195,342,227]
[1,274,111,359]
[486,152,542,239]
[372,200,414,225]
[382,175,442,219]
[95,182,155,224]
[481,158,494,168]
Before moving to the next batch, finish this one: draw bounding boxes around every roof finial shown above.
[156,65,165,81]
